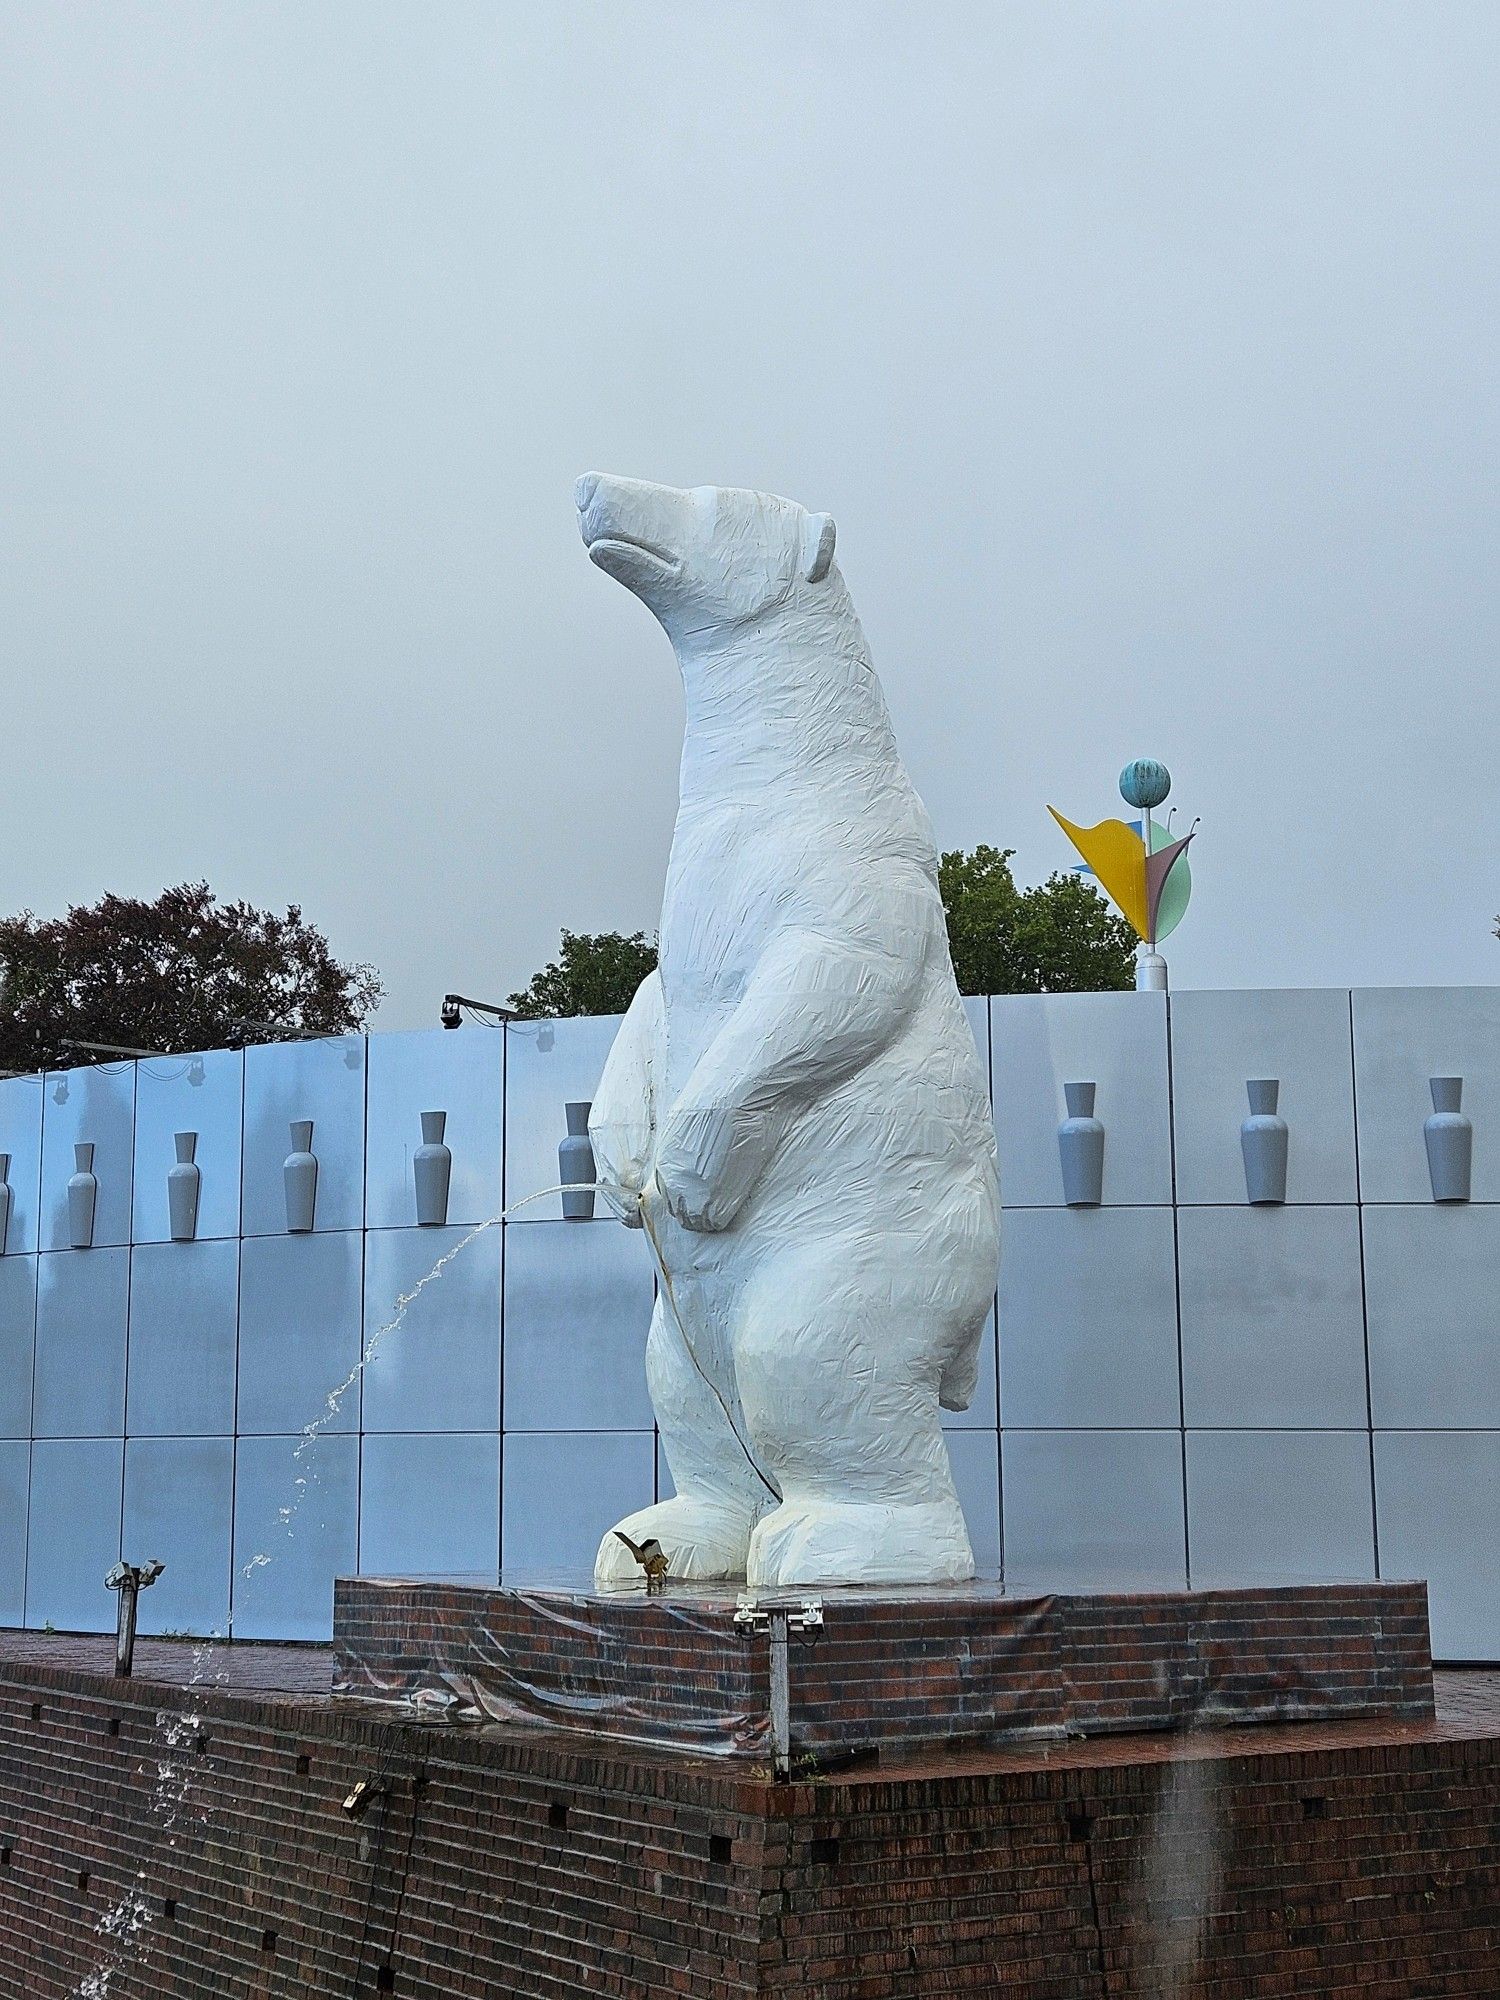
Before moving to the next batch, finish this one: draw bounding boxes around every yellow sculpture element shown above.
[1047,809,1149,941]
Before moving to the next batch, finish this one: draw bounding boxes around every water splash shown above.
[72,1177,621,1998]
[243,1182,620,1575]
[1131,1738,1221,1994]
[71,1650,216,1997]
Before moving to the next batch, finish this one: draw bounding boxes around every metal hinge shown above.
[733,1595,824,1636]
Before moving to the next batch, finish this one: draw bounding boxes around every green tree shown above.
[507,929,658,1019]
[0,883,382,1073]
[938,845,1136,995]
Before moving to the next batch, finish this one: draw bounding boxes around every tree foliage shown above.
[938,845,1136,996]
[507,929,659,1019]
[0,882,382,1073]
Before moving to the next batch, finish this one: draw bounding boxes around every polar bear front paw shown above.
[592,1495,759,1587]
[746,1497,976,1589]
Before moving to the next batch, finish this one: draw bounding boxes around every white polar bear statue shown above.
[576,473,1000,1589]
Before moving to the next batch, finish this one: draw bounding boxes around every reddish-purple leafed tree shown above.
[0,883,382,1073]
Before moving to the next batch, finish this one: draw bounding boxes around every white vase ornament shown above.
[283,1120,318,1233]
[167,1131,201,1242]
[1241,1079,1289,1205]
[1058,1082,1105,1207]
[67,1143,97,1249]
[1424,1077,1472,1204]
[414,1110,452,1227]
[559,1102,596,1220]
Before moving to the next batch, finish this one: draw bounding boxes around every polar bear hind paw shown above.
[746,1497,976,1589]
[592,1496,758,1587]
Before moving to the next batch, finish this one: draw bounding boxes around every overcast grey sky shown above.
[1,3,1496,1027]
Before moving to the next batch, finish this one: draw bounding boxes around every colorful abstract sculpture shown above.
[1049,761,1197,990]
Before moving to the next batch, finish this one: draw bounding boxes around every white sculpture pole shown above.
[577,474,1000,1590]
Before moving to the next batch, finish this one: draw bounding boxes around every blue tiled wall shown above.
[0,988,1495,1660]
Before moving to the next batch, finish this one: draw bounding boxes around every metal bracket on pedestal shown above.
[734,1596,823,1780]
[104,1559,165,1678]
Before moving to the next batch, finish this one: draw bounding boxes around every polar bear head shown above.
[575,473,837,636]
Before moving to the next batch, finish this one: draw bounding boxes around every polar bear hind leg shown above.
[733,1246,977,1589]
[593,1295,773,1585]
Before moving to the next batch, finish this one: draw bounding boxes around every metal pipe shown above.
[61,1039,166,1061]
[767,1610,791,1778]
[440,993,517,1028]
[104,1560,165,1677]
[734,1596,823,1781]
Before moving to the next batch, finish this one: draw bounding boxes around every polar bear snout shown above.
[575,470,699,602]
[575,470,687,558]
[575,472,835,631]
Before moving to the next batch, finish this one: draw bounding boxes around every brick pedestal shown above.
[0,1633,1493,1999]
[333,1575,1434,1768]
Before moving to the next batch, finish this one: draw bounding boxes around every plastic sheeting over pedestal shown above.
[332,1573,1434,1771]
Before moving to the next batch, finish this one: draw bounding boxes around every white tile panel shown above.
[242,1036,367,1235]
[501,1429,654,1582]
[126,1240,239,1437]
[1178,1206,1367,1428]
[1364,1204,1500,1428]
[998,1207,1179,1428]
[237,1231,363,1435]
[131,1048,244,1243]
[40,1065,135,1251]
[1352,987,1500,1202]
[0,1441,28,1625]
[0,1075,44,1256]
[503,1014,623,1221]
[1185,1429,1375,1587]
[990,991,1171,1207]
[25,1438,124,1631]
[1001,1428,1187,1590]
[0,1256,37,1438]
[502,1219,655,1430]
[361,1224,501,1433]
[945,1427,1001,1575]
[1170,988,1357,1205]
[123,1437,234,1636]
[231,1432,358,1641]
[359,1432,500,1579]
[1373,1430,1500,1660]
[32,1247,129,1438]
[366,1027,502,1229]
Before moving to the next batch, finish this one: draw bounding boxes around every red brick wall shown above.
[1,1656,1496,1998]
[334,1577,1436,1765]
[0,1661,764,1999]
[762,1738,1500,1996]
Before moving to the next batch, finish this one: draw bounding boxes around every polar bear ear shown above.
[801,511,837,583]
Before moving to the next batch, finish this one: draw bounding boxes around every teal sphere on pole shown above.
[1119,758,1171,811]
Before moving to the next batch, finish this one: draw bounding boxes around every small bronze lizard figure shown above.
[612,1531,669,1594]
